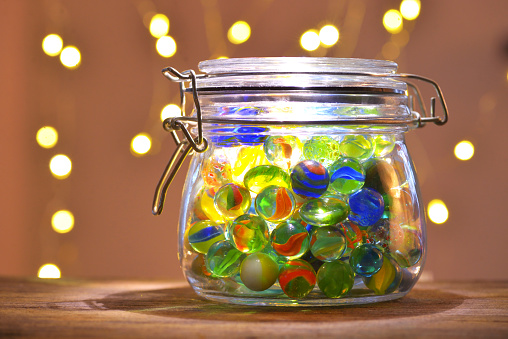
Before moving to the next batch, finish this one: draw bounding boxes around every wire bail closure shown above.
[152,65,449,215]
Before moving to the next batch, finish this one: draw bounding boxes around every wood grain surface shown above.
[1,277,507,338]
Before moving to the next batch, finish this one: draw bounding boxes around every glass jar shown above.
[152,58,448,306]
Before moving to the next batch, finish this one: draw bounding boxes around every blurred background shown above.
[1,0,507,281]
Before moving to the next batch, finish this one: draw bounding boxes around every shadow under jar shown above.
[152,57,448,306]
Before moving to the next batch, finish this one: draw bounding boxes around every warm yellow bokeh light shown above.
[319,25,339,47]
[300,30,320,51]
[42,34,63,56]
[454,140,474,161]
[400,0,421,20]
[160,104,181,121]
[428,199,449,224]
[383,9,403,34]
[227,21,251,44]
[52,210,75,234]
[60,46,81,69]
[36,126,58,148]
[38,264,61,279]
[217,56,229,59]
[131,133,152,155]
[50,154,72,179]
[156,36,177,57]
[149,14,170,38]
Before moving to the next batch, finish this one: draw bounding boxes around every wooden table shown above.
[1,277,507,338]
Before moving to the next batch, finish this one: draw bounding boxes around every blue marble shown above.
[290,160,330,198]
[348,188,384,227]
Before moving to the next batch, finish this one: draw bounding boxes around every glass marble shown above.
[244,165,291,194]
[255,185,296,222]
[310,226,347,262]
[349,188,385,227]
[299,196,349,227]
[339,221,365,256]
[328,157,365,195]
[263,135,304,171]
[278,259,317,299]
[205,240,246,278]
[227,214,269,253]
[290,160,330,199]
[339,135,375,162]
[187,220,226,254]
[373,134,396,157]
[200,189,226,224]
[232,145,270,183]
[366,218,391,250]
[214,183,251,220]
[201,151,233,190]
[240,253,280,291]
[388,224,423,268]
[363,256,402,295]
[349,243,384,277]
[317,261,354,298]
[303,136,341,168]
[270,220,310,259]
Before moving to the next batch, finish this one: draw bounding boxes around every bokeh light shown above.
[131,133,152,155]
[149,14,170,38]
[52,210,75,234]
[400,0,421,20]
[454,140,474,161]
[428,199,449,224]
[42,34,63,56]
[227,21,251,44]
[300,30,320,51]
[382,41,400,60]
[60,46,81,69]
[319,25,339,47]
[36,126,58,148]
[161,104,181,121]
[156,36,177,57]
[383,9,403,34]
[49,154,72,179]
[38,264,61,279]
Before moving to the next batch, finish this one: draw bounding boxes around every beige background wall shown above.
[1,0,507,280]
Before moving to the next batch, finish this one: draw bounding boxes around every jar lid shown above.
[195,57,406,93]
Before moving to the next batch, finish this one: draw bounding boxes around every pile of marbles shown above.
[185,133,423,300]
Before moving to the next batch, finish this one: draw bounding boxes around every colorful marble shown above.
[373,135,396,157]
[349,188,385,227]
[255,186,296,222]
[213,183,251,220]
[201,151,233,190]
[299,196,349,227]
[339,221,365,256]
[290,160,329,198]
[240,253,280,291]
[303,136,341,168]
[232,145,270,183]
[310,226,347,262]
[263,135,303,171]
[317,261,354,298]
[339,135,375,161]
[227,214,269,253]
[200,189,226,224]
[187,220,225,254]
[363,256,402,295]
[244,165,291,194]
[278,259,317,299]
[349,243,384,277]
[270,220,310,259]
[328,157,365,195]
[205,240,246,278]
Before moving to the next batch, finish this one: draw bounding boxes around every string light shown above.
[400,0,421,20]
[428,199,449,224]
[454,140,474,161]
[131,133,152,155]
[42,34,63,56]
[51,210,75,234]
[38,264,61,279]
[300,30,320,51]
[149,14,170,38]
[49,154,72,179]
[227,21,251,44]
[60,46,81,69]
[36,126,58,148]
[161,104,181,121]
[383,10,403,34]
[319,25,339,47]
[156,36,177,57]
